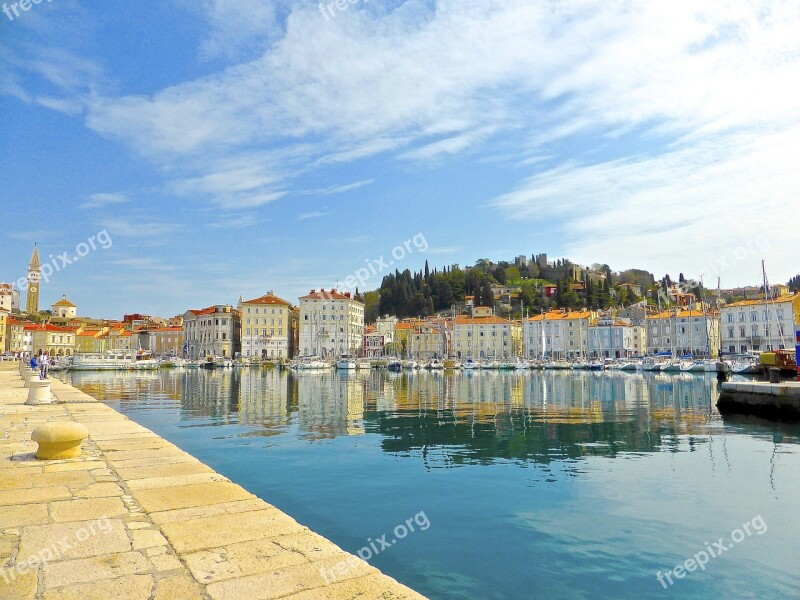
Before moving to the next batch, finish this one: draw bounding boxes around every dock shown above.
[717,380,800,419]
[0,368,427,600]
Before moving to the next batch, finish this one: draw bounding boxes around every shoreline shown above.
[0,369,427,599]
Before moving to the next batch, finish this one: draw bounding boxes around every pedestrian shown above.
[40,353,49,379]
[30,354,38,371]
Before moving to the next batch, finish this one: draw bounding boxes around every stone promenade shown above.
[0,369,426,600]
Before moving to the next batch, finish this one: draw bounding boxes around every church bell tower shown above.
[26,243,41,314]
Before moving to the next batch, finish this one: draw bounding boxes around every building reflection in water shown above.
[67,369,800,471]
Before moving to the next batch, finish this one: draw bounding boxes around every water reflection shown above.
[65,368,799,469]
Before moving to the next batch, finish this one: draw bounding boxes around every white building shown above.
[51,294,77,318]
[183,305,241,359]
[523,310,594,360]
[298,289,364,358]
[238,292,296,360]
[0,283,19,313]
[719,294,799,354]
[589,319,646,358]
[647,309,721,357]
[453,311,521,359]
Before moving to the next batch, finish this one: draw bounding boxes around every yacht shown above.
[71,350,158,371]
[680,360,706,373]
[335,354,357,370]
[387,359,402,372]
[588,360,604,371]
[402,360,418,370]
[640,358,663,372]
[660,361,682,372]
[731,355,761,375]
[429,358,444,370]
[464,358,477,370]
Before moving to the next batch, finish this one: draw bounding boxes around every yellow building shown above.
[26,323,77,356]
[0,310,7,353]
[74,328,106,354]
[51,294,78,318]
[523,310,596,359]
[6,317,26,355]
[239,292,297,360]
[149,327,184,357]
[453,313,522,359]
[395,319,448,359]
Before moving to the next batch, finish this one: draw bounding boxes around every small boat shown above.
[402,360,418,370]
[513,359,529,370]
[660,361,682,372]
[336,354,357,370]
[498,361,516,370]
[544,361,571,370]
[731,356,761,375]
[356,358,371,370]
[387,359,402,372]
[704,359,730,374]
[572,361,590,370]
[588,360,604,371]
[480,360,499,370]
[464,358,477,370]
[619,360,639,371]
[444,357,461,370]
[640,358,663,372]
[429,358,444,370]
[680,360,706,373]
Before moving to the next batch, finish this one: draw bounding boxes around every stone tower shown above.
[26,243,41,314]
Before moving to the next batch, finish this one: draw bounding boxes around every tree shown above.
[493,266,507,285]
[788,275,800,291]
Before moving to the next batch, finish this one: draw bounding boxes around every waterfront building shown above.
[647,309,720,357]
[454,311,521,359]
[523,310,595,359]
[183,305,241,359]
[148,326,185,357]
[363,327,386,358]
[375,316,398,345]
[75,328,105,354]
[25,323,76,356]
[51,294,77,318]
[396,319,448,359]
[719,293,800,354]
[238,292,297,360]
[25,244,41,314]
[6,318,31,355]
[0,310,6,353]
[0,283,19,313]
[588,318,646,358]
[298,289,364,358]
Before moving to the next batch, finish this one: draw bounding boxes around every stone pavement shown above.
[0,370,427,600]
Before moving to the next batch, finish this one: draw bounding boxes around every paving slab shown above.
[0,370,427,600]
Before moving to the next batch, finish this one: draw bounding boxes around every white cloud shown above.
[81,193,129,210]
[296,211,328,221]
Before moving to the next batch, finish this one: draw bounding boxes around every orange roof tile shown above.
[242,293,292,307]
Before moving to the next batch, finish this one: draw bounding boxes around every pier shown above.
[0,369,426,600]
[717,380,800,419]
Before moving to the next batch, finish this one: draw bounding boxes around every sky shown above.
[1,0,799,319]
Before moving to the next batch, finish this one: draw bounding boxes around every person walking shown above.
[40,352,49,379]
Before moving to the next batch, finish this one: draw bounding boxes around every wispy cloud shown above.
[81,192,129,210]
[296,211,328,221]
[101,218,179,238]
[300,179,375,196]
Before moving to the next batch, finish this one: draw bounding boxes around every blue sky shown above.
[2,1,799,318]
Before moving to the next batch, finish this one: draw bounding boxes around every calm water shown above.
[65,369,800,599]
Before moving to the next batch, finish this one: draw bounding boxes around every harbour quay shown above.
[0,370,426,600]
[717,381,800,419]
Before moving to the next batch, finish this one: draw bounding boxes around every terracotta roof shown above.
[52,297,77,308]
[23,324,73,332]
[242,293,292,307]
[455,315,515,326]
[300,289,362,303]
[525,310,593,322]
[725,293,799,308]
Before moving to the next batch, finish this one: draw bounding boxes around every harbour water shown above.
[64,369,800,599]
